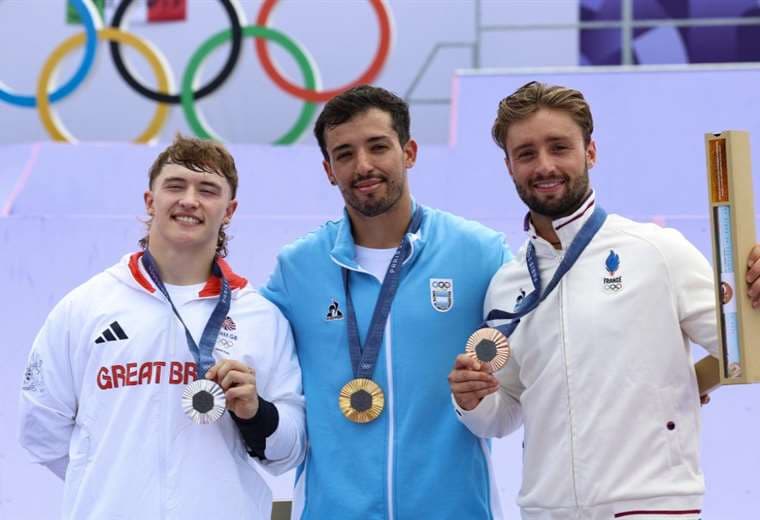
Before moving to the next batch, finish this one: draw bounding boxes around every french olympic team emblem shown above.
[430,278,454,312]
[603,250,623,292]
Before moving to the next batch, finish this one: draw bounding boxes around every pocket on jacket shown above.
[656,388,685,469]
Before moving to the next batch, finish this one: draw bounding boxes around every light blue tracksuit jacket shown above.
[261,204,513,520]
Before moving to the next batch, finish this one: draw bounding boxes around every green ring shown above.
[181,25,317,144]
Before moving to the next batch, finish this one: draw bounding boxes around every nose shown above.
[355,148,374,175]
[534,150,555,175]
[178,187,200,208]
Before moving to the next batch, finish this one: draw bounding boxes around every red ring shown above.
[255,0,392,103]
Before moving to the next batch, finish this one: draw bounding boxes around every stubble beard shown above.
[343,174,406,218]
[515,163,590,219]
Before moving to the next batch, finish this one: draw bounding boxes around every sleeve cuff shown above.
[230,396,279,459]
[450,392,499,433]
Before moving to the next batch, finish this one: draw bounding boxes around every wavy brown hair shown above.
[492,81,594,157]
[139,134,238,257]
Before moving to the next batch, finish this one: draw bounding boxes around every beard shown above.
[342,173,406,218]
[514,163,590,219]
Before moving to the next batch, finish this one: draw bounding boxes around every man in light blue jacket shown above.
[261,85,514,519]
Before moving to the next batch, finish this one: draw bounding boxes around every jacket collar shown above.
[525,191,596,256]
[128,251,247,298]
[329,199,426,272]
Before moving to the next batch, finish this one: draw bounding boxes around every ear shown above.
[224,199,238,224]
[323,159,337,185]
[402,138,418,168]
[586,139,597,169]
[144,190,155,215]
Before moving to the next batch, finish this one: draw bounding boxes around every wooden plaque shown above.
[698,131,760,393]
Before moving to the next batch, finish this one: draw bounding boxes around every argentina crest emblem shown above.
[430,278,454,312]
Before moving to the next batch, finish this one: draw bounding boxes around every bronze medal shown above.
[465,327,511,371]
[338,378,385,423]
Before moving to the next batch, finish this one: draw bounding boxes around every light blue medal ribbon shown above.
[483,205,608,337]
[338,206,423,423]
[141,249,231,378]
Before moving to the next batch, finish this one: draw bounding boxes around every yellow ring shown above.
[36,28,171,143]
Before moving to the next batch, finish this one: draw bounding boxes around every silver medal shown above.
[182,379,226,424]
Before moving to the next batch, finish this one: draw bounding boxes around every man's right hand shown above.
[448,354,501,411]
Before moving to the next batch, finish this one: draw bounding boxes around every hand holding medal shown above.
[205,360,259,419]
[448,353,500,411]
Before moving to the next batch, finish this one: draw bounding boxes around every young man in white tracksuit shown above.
[18,136,306,519]
[448,81,760,519]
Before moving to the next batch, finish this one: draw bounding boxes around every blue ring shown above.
[0,0,98,107]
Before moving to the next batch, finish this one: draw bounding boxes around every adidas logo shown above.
[95,321,129,344]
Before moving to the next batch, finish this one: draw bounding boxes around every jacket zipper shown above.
[558,259,581,510]
[385,317,395,520]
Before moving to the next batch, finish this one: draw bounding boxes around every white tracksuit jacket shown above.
[19,253,306,519]
[456,195,717,520]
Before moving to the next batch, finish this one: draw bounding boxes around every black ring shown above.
[109,0,243,104]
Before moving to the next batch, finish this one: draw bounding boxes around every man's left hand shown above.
[746,244,760,309]
[206,360,259,420]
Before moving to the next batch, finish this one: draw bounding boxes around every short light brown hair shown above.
[491,81,594,156]
[140,134,238,257]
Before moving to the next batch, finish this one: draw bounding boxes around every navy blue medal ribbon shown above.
[343,206,423,380]
[142,249,231,377]
[484,206,607,338]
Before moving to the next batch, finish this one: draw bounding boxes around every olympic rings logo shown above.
[217,338,234,348]
[604,283,623,291]
[431,281,451,289]
[0,0,393,144]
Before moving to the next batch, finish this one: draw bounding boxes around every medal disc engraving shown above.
[465,328,511,371]
[339,378,385,423]
[182,379,226,424]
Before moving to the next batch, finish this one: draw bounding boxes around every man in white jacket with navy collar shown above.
[448,81,760,520]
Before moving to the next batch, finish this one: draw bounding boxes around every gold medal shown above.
[465,328,511,371]
[338,378,385,423]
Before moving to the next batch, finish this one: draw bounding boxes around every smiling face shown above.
[144,163,237,257]
[504,107,596,218]
[322,108,417,218]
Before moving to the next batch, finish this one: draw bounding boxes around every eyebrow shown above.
[161,176,223,190]
[330,143,352,156]
[512,143,534,155]
[161,176,188,185]
[198,180,222,190]
[329,135,392,156]
[513,136,572,153]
